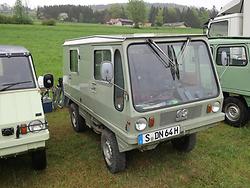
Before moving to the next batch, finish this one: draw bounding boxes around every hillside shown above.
[91,3,187,12]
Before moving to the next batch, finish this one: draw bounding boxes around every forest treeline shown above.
[37,4,218,28]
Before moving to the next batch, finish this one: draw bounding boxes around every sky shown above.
[1,0,232,10]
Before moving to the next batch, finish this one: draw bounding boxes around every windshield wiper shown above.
[170,45,180,80]
[0,81,32,92]
[177,37,191,61]
[146,38,175,67]
[146,38,177,80]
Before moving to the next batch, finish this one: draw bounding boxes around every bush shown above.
[0,14,15,24]
[42,19,56,26]
[13,15,33,24]
[0,14,33,24]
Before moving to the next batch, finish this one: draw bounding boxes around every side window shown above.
[70,49,79,72]
[94,50,111,80]
[114,50,124,111]
[209,21,228,37]
[216,46,247,66]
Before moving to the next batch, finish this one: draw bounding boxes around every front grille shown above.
[160,105,202,126]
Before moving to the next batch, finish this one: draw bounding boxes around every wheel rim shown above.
[71,111,77,128]
[225,103,241,122]
[103,140,112,166]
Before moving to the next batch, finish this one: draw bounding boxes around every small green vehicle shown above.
[0,45,53,170]
[210,37,250,127]
[63,34,224,173]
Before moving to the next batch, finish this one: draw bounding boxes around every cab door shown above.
[89,47,114,117]
[89,46,127,129]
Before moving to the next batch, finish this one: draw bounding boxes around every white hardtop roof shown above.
[218,0,243,16]
[213,13,243,21]
[63,34,205,46]
[0,45,29,54]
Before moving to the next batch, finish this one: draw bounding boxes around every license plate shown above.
[138,126,180,145]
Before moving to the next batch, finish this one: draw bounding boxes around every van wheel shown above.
[32,149,47,170]
[172,133,196,152]
[101,129,126,173]
[223,97,248,127]
[69,103,86,132]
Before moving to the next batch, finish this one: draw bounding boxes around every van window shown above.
[94,50,111,80]
[114,50,124,111]
[208,21,228,37]
[70,50,79,72]
[216,46,247,66]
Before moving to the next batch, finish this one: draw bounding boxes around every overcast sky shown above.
[1,0,231,10]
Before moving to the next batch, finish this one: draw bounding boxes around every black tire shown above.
[31,149,47,170]
[172,133,196,152]
[101,129,126,174]
[223,97,248,127]
[69,103,86,132]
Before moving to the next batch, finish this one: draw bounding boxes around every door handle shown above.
[90,82,96,92]
[68,75,72,80]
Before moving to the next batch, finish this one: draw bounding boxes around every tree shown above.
[163,7,168,24]
[198,7,209,27]
[109,4,127,18]
[13,0,25,22]
[183,8,200,28]
[94,9,110,24]
[13,0,32,24]
[155,8,163,27]
[210,5,218,18]
[149,6,158,26]
[167,7,177,23]
[127,0,146,28]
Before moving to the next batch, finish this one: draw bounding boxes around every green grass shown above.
[0,23,250,188]
[0,109,250,188]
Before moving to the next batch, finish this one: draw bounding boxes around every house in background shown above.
[107,18,134,26]
[163,22,188,28]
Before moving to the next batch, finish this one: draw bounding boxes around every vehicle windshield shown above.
[208,21,228,37]
[0,56,36,92]
[128,40,219,112]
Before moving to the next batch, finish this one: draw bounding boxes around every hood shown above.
[0,89,44,125]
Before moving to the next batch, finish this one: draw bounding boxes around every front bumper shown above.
[117,113,225,152]
[0,130,49,157]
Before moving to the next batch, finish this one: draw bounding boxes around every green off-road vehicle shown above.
[210,37,250,127]
[63,34,224,173]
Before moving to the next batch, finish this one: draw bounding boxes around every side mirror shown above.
[221,51,228,66]
[100,61,113,82]
[43,74,54,89]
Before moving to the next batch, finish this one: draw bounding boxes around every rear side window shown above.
[114,50,124,111]
[216,46,247,66]
[70,49,79,72]
[209,21,228,37]
[94,50,111,80]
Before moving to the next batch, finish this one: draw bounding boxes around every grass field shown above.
[0,23,250,188]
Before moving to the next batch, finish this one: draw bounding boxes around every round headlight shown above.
[28,120,44,132]
[135,118,147,131]
[212,102,220,113]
